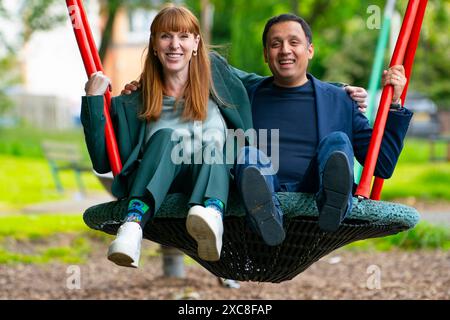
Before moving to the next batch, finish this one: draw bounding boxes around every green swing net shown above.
[66,0,426,283]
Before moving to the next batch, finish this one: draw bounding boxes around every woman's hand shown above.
[345,86,368,113]
[382,65,407,104]
[85,71,111,96]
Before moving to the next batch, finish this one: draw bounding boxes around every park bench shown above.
[429,135,450,162]
[41,140,92,195]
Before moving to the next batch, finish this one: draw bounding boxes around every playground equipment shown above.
[67,0,425,283]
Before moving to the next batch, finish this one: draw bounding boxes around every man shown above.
[229,14,411,245]
[120,14,410,247]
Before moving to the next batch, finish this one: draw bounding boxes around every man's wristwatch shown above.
[390,99,403,111]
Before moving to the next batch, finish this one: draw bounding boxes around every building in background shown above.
[1,0,154,129]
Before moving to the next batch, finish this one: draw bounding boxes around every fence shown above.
[8,93,79,130]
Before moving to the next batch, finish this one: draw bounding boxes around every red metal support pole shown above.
[74,0,103,71]
[66,1,96,76]
[400,0,428,104]
[66,0,122,176]
[370,178,384,200]
[355,0,421,199]
[370,0,428,200]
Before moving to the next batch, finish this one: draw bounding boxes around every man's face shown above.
[264,21,314,87]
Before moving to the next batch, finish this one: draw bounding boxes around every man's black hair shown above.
[262,14,313,47]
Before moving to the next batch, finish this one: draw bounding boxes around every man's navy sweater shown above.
[252,80,318,185]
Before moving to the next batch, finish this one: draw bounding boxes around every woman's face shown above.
[154,31,200,77]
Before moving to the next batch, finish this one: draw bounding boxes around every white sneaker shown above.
[107,222,143,268]
[186,206,223,262]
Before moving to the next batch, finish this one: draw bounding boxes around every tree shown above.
[97,0,155,62]
[228,0,280,75]
[20,0,67,44]
[200,0,213,44]
[220,0,448,112]
[1,0,447,110]
[322,0,450,110]
[0,0,66,53]
[0,0,158,62]
[0,54,21,115]
[409,0,450,110]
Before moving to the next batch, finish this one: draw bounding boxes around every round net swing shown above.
[67,0,425,283]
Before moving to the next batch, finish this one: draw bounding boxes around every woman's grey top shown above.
[145,96,228,162]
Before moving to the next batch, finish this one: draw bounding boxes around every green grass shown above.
[0,125,105,209]
[0,214,95,264]
[0,214,87,240]
[0,126,89,160]
[346,221,450,251]
[382,163,450,201]
[0,155,104,209]
[399,138,449,164]
[357,137,450,201]
[0,236,91,264]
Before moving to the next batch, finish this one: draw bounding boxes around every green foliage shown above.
[407,1,450,110]
[228,0,278,75]
[0,54,21,115]
[346,221,450,251]
[0,1,6,14]
[304,0,382,79]
[208,0,231,46]
[0,1,11,52]
[1,0,446,108]
[209,0,449,110]
[322,16,380,87]
[19,0,66,43]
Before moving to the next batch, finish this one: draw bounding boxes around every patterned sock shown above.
[204,198,224,219]
[125,198,152,227]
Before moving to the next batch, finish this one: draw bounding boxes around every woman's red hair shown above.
[139,4,211,121]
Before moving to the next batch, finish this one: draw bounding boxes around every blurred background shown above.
[0,0,449,299]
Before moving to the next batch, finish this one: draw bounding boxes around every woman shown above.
[82,5,249,267]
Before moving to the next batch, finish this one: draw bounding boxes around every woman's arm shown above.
[80,72,114,173]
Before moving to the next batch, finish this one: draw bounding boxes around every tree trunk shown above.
[200,0,213,44]
[290,0,299,14]
[303,0,331,26]
[98,0,122,63]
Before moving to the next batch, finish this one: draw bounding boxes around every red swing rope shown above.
[66,0,122,176]
[356,0,428,200]
[370,0,428,200]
